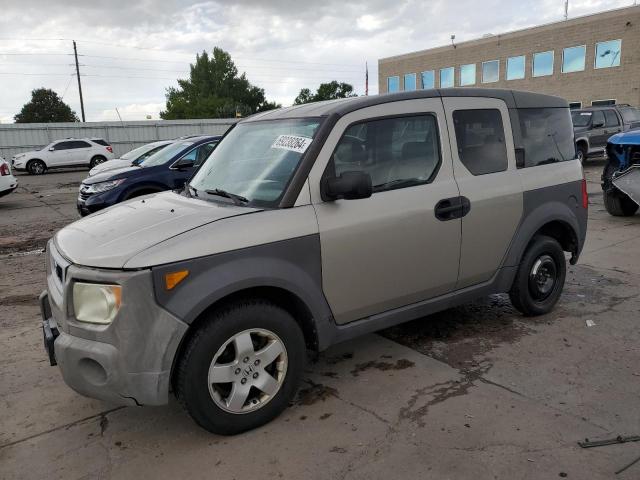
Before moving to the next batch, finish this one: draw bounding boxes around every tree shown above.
[161,47,281,119]
[14,88,78,123]
[293,81,357,105]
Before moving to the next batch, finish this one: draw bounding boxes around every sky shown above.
[0,0,633,123]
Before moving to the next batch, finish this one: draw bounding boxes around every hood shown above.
[83,165,144,184]
[89,158,132,176]
[609,130,640,146]
[54,191,261,268]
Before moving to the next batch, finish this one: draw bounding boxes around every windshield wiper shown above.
[205,188,249,206]
[187,185,199,197]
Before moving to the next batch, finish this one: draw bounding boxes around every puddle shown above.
[350,358,415,377]
[295,382,338,406]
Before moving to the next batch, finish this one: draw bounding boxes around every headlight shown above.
[73,282,122,324]
[82,179,125,194]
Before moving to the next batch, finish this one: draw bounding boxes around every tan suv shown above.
[39,89,588,435]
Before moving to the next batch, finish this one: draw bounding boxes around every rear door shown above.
[308,99,462,324]
[70,140,94,165]
[603,109,622,141]
[442,97,522,289]
[589,110,608,149]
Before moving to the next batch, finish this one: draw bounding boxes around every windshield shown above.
[571,111,592,127]
[189,118,321,206]
[121,143,161,161]
[142,141,193,168]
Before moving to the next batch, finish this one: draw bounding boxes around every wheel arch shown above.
[120,182,167,201]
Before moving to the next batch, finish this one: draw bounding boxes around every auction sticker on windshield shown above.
[271,135,312,153]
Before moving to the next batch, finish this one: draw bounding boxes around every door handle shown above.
[435,196,471,221]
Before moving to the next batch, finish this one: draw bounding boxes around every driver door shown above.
[308,99,461,324]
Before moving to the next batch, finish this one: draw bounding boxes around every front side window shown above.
[404,73,417,91]
[518,108,575,167]
[562,45,586,73]
[482,60,499,83]
[604,110,620,127]
[452,109,508,175]
[53,142,73,151]
[591,110,605,127]
[421,70,435,89]
[387,76,400,93]
[190,119,321,206]
[595,39,621,69]
[460,64,476,86]
[440,67,454,88]
[329,114,441,193]
[506,55,525,80]
[533,51,554,77]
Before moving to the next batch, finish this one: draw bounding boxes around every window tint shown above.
[440,67,454,88]
[69,141,91,149]
[452,109,508,175]
[506,55,525,80]
[460,64,476,86]
[53,141,73,150]
[195,142,217,167]
[403,73,417,91]
[562,45,586,73]
[91,139,110,146]
[604,110,620,127]
[533,51,554,77]
[330,115,440,193]
[619,106,640,123]
[518,108,575,167]
[482,60,499,83]
[591,110,605,127]
[595,39,621,69]
[387,76,400,93]
[421,70,435,89]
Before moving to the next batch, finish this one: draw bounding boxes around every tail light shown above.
[0,162,9,176]
[581,178,588,209]
[106,146,113,153]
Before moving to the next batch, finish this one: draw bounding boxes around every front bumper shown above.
[41,243,189,406]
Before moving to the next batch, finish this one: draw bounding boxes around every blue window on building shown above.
[421,70,435,89]
[482,60,499,83]
[533,51,554,77]
[506,55,525,80]
[404,73,417,91]
[440,67,454,88]
[460,64,476,86]
[595,39,621,69]
[562,45,586,73]
[387,76,400,92]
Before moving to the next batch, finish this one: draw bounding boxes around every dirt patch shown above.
[0,294,39,307]
[350,358,415,377]
[324,352,353,365]
[319,413,332,420]
[295,382,338,406]
[0,236,49,255]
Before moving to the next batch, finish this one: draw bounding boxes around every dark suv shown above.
[572,105,640,162]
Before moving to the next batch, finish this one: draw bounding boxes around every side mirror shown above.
[175,158,195,170]
[322,171,372,201]
[592,121,605,129]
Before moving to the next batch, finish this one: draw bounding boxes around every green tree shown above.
[293,81,357,105]
[161,47,281,119]
[14,88,78,123]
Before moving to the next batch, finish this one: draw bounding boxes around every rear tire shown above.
[175,299,306,435]
[89,155,106,169]
[509,235,566,316]
[26,159,46,175]
[576,143,588,164]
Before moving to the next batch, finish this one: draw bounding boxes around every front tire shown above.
[509,235,566,316]
[175,300,306,435]
[27,159,46,175]
[602,161,638,216]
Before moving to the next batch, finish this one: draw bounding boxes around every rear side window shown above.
[91,139,110,146]
[330,114,441,193]
[604,110,619,127]
[619,107,640,123]
[70,141,91,149]
[452,109,508,175]
[518,108,575,167]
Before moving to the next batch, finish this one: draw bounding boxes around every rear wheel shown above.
[509,235,566,316]
[175,300,306,435]
[576,143,588,164]
[26,159,46,175]
[89,155,106,169]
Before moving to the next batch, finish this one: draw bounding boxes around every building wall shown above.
[0,118,238,159]
[378,5,640,107]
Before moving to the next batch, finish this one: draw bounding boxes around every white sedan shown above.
[0,156,18,197]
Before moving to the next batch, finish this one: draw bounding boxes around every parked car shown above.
[40,89,587,435]
[0,156,18,197]
[11,138,115,175]
[77,136,220,216]
[572,105,640,162]
[601,130,640,216]
[89,140,173,176]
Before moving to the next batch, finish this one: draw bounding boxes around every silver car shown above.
[39,89,587,435]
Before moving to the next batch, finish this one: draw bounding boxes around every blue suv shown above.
[77,136,221,216]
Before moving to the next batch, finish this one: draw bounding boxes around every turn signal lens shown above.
[165,270,189,290]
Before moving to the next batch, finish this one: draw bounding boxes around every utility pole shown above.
[73,40,86,122]
[564,0,569,20]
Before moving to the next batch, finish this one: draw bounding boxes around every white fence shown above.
[0,119,238,159]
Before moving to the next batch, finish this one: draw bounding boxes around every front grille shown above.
[79,191,93,200]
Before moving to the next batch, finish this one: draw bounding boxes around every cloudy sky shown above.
[0,0,633,123]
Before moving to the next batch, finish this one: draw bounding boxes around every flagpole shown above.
[365,62,369,96]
